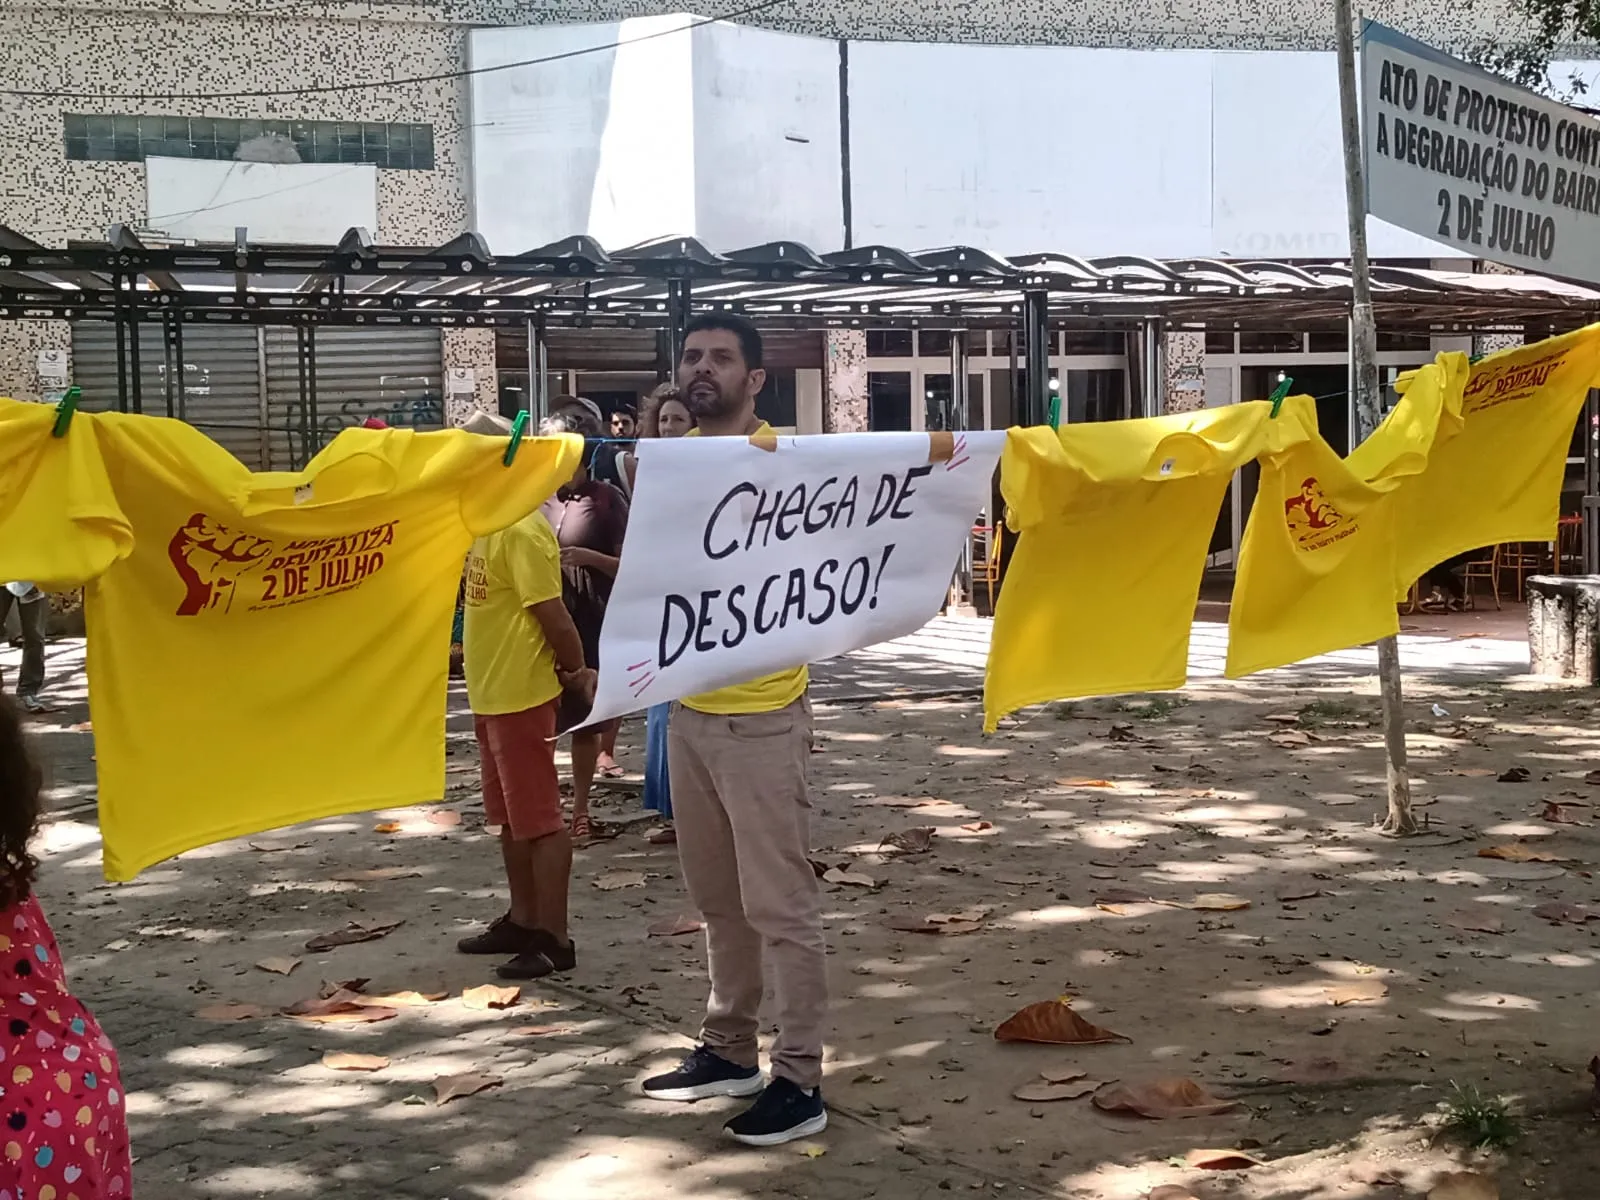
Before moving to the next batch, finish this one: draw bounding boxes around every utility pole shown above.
[1335,0,1417,836]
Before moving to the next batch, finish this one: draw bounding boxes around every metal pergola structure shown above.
[6,223,1600,432]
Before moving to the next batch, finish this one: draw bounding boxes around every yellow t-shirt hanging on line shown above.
[0,400,133,589]
[1226,389,1446,678]
[464,511,566,716]
[1388,326,1600,588]
[1,412,580,880]
[679,421,809,715]
[985,401,1294,731]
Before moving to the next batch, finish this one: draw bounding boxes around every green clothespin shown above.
[502,410,528,466]
[1047,394,1061,429]
[1267,376,1293,419]
[51,386,80,438]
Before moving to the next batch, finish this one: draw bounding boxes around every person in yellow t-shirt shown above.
[460,510,596,982]
[638,315,827,1149]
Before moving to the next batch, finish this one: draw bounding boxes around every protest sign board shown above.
[1361,20,1600,283]
[580,429,1005,726]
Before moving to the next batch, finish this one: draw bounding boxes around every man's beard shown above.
[684,377,742,419]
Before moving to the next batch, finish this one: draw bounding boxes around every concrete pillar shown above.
[441,328,499,427]
[1165,330,1206,414]
[823,329,867,433]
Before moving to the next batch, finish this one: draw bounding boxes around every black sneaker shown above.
[495,930,576,980]
[457,915,538,955]
[641,1046,763,1101]
[724,1078,827,1146]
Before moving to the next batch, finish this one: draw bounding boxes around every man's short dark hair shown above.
[683,313,763,371]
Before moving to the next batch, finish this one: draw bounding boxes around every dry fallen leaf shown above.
[1012,1078,1101,1102]
[823,867,879,889]
[248,840,311,853]
[319,977,371,998]
[1183,893,1252,912]
[994,998,1128,1045]
[1270,731,1313,748]
[958,820,994,833]
[1276,887,1324,902]
[1185,1148,1265,1170]
[305,920,404,952]
[1441,768,1497,777]
[322,1052,389,1072]
[887,913,985,935]
[647,914,704,937]
[358,991,445,1008]
[462,984,521,1011]
[255,956,302,976]
[1095,888,1154,905]
[1497,766,1531,783]
[1531,901,1598,924]
[1273,1057,1350,1084]
[1445,910,1505,934]
[593,871,647,891]
[1057,778,1116,789]
[330,867,424,882]
[1039,1066,1088,1084]
[1540,801,1592,826]
[1325,980,1388,1006]
[1429,1171,1499,1200]
[433,1072,503,1105]
[1477,843,1567,863]
[426,809,462,828]
[1091,1077,1237,1119]
[195,1003,272,1022]
[373,821,403,834]
[286,996,400,1025]
[880,826,935,855]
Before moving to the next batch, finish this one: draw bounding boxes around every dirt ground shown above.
[9,614,1600,1200]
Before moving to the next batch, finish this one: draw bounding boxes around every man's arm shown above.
[529,597,596,705]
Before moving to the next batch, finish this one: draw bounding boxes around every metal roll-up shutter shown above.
[263,328,445,469]
[70,322,266,468]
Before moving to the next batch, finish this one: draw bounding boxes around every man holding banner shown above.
[640,314,829,1147]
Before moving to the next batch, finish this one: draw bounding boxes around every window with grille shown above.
[63,115,435,170]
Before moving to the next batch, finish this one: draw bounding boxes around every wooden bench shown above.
[1526,575,1600,683]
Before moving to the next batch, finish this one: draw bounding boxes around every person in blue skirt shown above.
[630,384,696,843]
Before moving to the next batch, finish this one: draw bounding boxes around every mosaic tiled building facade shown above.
[0,0,1570,422]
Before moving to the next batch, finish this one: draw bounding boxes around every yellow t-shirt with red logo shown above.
[985,401,1288,730]
[1388,327,1600,586]
[464,511,565,715]
[680,422,809,715]
[0,409,579,879]
[1226,388,1448,677]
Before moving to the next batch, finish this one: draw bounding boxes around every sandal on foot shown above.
[570,813,592,841]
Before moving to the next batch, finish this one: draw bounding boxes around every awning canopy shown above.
[1,225,1597,333]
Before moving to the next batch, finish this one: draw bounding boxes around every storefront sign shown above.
[1362,20,1600,283]
[579,429,1005,726]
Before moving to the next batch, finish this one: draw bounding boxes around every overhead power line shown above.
[0,0,790,102]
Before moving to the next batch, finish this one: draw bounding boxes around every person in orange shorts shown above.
[458,505,595,981]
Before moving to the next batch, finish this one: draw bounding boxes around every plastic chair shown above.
[1461,546,1501,611]
[1498,542,1550,600]
[972,523,1004,614]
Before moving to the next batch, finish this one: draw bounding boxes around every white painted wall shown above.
[847,42,1214,256]
[469,16,840,253]
[691,22,842,250]
[469,16,696,252]
[144,158,377,244]
[466,20,1600,262]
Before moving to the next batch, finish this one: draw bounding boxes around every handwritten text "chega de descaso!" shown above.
[657,466,935,667]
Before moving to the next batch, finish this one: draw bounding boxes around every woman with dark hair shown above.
[0,695,132,1197]
[632,384,697,844]
[540,406,629,839]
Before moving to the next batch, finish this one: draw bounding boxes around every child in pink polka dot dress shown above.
[0,697,131,1199]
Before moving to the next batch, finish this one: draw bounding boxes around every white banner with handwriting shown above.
[581,430,1005,726]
